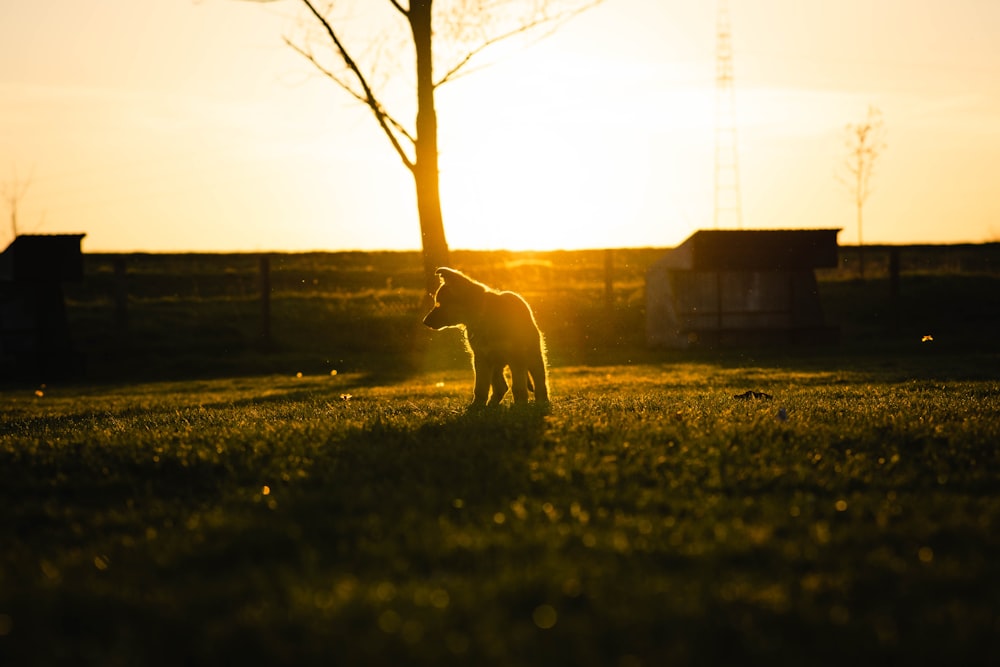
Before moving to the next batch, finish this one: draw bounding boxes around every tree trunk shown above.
[410,0,450,295]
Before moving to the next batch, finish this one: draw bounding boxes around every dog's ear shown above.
[428,267,451,295]
[435,267,485,293]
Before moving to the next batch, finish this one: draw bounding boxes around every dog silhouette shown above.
[423,267,549,407]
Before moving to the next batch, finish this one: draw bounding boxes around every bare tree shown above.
[248,0,602,292]
[2,165,33,247]
[839,106,886,279]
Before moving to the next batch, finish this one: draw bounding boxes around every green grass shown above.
[2,353,999,665]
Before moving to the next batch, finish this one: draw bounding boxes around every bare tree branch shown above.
[434,0,604,87]
[837,105,887,277]
[297,0,416,171]
[283,37,416,146]
[2,165,33,240]
[837,106,886,203]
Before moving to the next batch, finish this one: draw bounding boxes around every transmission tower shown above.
[714,0,743,228]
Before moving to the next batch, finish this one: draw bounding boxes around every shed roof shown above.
[653,229,840,272]
[0,234,86,282]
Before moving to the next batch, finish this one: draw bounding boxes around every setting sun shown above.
[439,100,660,251]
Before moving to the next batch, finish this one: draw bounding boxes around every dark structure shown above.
[646,229,840,348]
[0,234,86,379]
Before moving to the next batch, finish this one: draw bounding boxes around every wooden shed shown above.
[0,234,86,379]
[646,229,840,348]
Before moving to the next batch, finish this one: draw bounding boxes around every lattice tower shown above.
[714,0,743,228]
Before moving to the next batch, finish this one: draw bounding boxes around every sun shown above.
[439,119,657,251]
[440,127,580,251]
[435,52,662,251]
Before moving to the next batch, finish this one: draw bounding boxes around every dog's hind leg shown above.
[528,357,549,403]
[509,365,531,404]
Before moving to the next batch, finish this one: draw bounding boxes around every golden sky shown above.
[2,0,998,252]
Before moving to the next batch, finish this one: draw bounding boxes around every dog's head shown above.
[422,267,488,330]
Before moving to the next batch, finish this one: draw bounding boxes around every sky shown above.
[1,0,999,253]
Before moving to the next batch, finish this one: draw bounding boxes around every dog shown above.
[423,267,549,408]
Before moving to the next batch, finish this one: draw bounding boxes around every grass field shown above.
[2,350,999,665]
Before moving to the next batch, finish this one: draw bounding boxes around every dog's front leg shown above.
[471,355,492,407]
[487,366,509,407]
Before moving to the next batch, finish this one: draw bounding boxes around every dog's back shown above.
[473,290,541,355]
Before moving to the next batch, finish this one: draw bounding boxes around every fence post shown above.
[259,254,272,350]
[888,247,901,334]
[889,247,901,299]
[113,256,128,335]
[604,248,615,311]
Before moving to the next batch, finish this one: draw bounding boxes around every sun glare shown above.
[436,47,676,251]
[439,119,661,251]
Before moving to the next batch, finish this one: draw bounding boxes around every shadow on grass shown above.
[161,408,556,665]
[283,405,551,540]
[0,406,554,665]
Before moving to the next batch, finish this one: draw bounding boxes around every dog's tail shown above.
[527,374,535,393]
